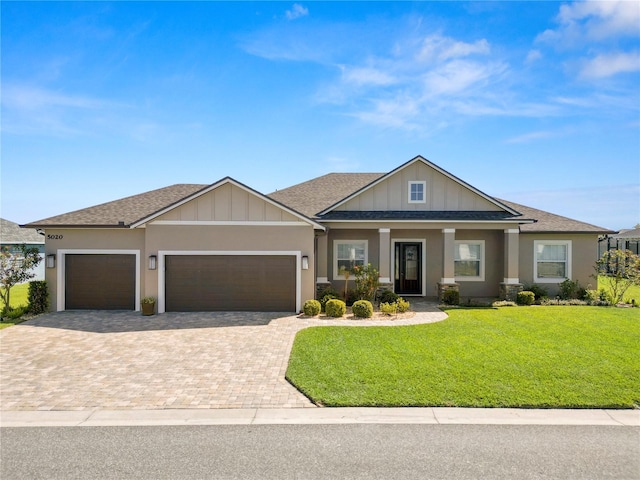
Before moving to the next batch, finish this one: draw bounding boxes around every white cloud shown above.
[579,51,640,78]
[538,0,640,44]
[504,130,556,144]
[340,66,397,87]
[285,4,308,21]
[417,34,490,61]
[525,49,542,64]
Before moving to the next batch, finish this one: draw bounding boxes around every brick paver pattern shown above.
[0,303,446,411]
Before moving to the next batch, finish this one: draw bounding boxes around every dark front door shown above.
[395,243,422,295]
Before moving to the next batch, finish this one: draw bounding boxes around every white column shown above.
[378,228,391,283]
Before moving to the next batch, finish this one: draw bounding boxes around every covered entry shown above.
[64,254,137,310]
[164,254,298,312]
[394,241,425,295]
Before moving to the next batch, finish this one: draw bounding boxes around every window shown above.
[334,240,367,279]
[534,240,571,282]
[408,181,426,203]
[455,241,485,281]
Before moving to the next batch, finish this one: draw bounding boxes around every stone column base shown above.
[316,282,333,299]
[437,282,460,304]
[499,283,523,302]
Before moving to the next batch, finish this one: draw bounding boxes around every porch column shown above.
[315,233,330,297]
[500,228,523,301]
[438,228,459,302]
[378,229,392,291]
[441,228,456,283]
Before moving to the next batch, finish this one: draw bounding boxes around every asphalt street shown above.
[2,424,638,479]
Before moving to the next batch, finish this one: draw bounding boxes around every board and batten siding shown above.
[335,161,502,212]
[153,182,300,223]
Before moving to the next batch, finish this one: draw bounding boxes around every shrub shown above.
[492,300,517,307]
[352,300,373,318]
[517,291,535,306]
[559,279,581,300]
[28,281,49,314]
[302,299,321,316]
[378,289,399,304]
[1,305,29,320]
[380,302,397,316]
[353,263,380,302]
[396,297,410,313]
[585,289,612,306]
[320,294,338,312]
[325,299,346,318]
[523,284,548,301]
[442,289,460,306]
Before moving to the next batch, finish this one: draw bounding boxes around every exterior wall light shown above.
[46,254,56,269]
[302,255,309,270]
[148,255,157,270]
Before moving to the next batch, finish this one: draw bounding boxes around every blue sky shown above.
[2,1,639,230]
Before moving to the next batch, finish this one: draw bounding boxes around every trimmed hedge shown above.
[303,299,321,316]
[517,291,535,306]
[325,299,347,318]
[28,281,49,314]
[352,300,373,318]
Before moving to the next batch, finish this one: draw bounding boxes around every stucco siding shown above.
[44,229,145,311]
[519,233,600,295]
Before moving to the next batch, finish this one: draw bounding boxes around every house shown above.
[23,156,612,312]
[598,228,640,257]
[1,218,45,282]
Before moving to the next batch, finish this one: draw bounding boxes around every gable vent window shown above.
[408,181,426,204]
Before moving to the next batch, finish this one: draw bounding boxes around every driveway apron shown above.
[1,306,446,411]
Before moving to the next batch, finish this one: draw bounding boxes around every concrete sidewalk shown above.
[2,407,638,427]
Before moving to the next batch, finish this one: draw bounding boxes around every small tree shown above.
[352,263,380,302]
[594,249,640,304]
[0,245,42,313]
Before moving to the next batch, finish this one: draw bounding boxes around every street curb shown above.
[1,407,639,427]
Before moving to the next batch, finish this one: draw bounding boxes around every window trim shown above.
[333,240,368,280]
[534,240,572,283]
[408,181,426,204]
[454,240,485,282]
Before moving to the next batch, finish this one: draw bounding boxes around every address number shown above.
[47,234,64,240]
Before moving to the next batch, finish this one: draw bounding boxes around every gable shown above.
[153,181,301,223]
[327,157,510,214]
[137,178,324,230]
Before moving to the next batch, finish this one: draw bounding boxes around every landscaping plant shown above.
[595,249,640,304]
[0,246,42,315]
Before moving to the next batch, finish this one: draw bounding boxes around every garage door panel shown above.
[165,255,296,312]
[65,254,136,310]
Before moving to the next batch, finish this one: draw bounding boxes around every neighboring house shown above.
[24,156,612,312]
[598,228,640,257]
[1,218,45,282]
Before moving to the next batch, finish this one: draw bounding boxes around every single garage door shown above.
[65,254,136,310]
[165,255,296,312]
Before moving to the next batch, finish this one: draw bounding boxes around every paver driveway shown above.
[0,305,446,411]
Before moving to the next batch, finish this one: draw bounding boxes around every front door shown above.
[395,242,422,295]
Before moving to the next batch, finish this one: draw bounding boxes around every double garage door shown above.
[64,253,296,312]
[165,255,296,312]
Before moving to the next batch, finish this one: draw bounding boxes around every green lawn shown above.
[599,275,640,304]
[286,307,640,408]
[0,283,29,310]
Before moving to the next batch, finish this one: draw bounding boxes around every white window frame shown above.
[333,240,368,280]
[408,181,426,204]
[534,240,572,283]
[454,240,485,282]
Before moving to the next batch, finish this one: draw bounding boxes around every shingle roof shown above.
[22,172,613,234]
[1,218,44,244]
[267,173,384,218]
[497,199,612,233]
[610,228,640,239]
[24,184,207,228]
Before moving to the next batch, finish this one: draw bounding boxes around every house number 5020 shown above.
[47,234,64,240]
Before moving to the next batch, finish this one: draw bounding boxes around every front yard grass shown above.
[0,283,29,310]
[286,306,640,408]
